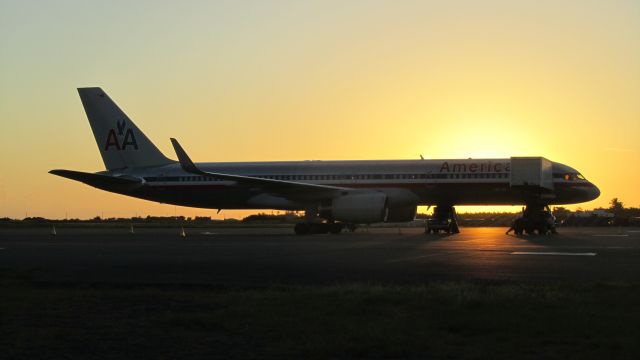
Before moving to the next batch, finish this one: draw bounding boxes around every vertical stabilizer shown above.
[78,87,173,171]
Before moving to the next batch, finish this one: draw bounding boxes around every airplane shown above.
[50,87,600,235]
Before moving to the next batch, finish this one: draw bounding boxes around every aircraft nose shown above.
[586,183,600,201]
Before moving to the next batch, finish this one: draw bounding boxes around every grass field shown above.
[2,271,639,359]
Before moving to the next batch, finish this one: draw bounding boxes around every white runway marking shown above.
[511,251,597,256]
[201,232,219,235]
[592,234,629,237]
[627,230,640,233]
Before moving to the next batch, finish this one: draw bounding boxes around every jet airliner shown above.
[50,88,600,234]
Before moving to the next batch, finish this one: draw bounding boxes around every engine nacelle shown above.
[329,193,388,224]
[379,188,419,222]
[386,205,417,222]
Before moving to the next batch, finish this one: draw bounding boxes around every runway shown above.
[2,226,640,285]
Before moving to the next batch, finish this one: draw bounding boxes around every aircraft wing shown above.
[170,138,358,200]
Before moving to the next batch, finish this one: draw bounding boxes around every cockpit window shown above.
[553,173,587,181]
[561,173,585,181]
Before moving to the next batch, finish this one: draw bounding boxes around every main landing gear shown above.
[425,205,460,234]
[294,222,346,235]
[510,204,557,235]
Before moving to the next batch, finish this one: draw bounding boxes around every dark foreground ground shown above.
[2,227,640,359]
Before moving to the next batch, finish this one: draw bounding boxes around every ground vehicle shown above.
[426,206,460,234]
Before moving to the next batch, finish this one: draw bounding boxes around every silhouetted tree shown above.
[610,198,624,211]
[610,198,628,226]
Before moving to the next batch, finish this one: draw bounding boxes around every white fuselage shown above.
[116,158,599,210]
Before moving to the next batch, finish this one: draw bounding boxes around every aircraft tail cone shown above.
[50,225,57,236]
[180,227,186,238]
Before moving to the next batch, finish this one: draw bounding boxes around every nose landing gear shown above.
[510,204,557,235]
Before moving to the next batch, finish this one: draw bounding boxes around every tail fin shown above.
[78,87,174,171]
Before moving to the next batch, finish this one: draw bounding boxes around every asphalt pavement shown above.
[2,226,639,285]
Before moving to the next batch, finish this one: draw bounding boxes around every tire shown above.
[525,223,535,235]
[294,223,309,235]
[310,223,329,234]
[537,224,548,235]
[329,223,343,234]
[513,219,524,236]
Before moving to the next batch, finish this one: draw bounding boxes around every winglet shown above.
[170,138,204,175]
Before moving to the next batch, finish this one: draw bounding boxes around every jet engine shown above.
[380,188,419,222]
[327,192,388,223]
[386,205,418,222]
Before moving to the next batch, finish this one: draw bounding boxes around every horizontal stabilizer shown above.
[49,169,142,191]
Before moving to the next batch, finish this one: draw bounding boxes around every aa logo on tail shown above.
[104,119,139,151]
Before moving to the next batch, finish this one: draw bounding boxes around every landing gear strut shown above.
[294,207,349,235]
[425,205,460,234]
[511,204,557,235]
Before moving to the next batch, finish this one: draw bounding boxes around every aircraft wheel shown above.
[538,224,549,235]
[525,224,536,235]
[329,223,343,234]
[294,223,310,235]
[309,223,329,234]
[513,219,524,235]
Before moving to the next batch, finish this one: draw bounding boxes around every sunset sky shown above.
[1,0,638,219]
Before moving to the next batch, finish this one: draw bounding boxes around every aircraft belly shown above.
[420,183,521,205]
